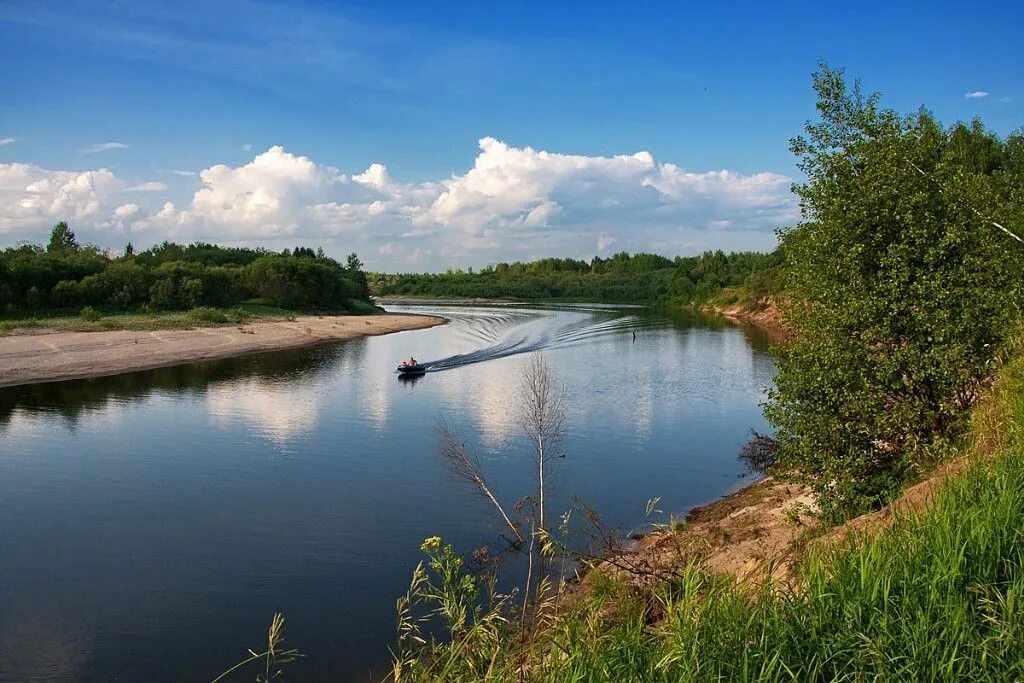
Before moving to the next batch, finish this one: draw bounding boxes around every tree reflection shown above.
[0,345,348,430]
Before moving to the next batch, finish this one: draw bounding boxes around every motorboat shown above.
[397,362,426,375]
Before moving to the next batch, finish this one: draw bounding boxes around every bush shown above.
[79,306,102,322]
[51,280,81,308]
[345,298,380,315]
[765,65,1024,519]
[188,307,228,324]
[226,307,252,322]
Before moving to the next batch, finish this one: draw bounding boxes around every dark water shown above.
[0,303,774,682]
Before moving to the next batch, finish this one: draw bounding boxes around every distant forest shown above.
[369,250,782,303]
[0,223,374,314]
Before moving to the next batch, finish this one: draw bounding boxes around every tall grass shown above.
[393,357,1024,681]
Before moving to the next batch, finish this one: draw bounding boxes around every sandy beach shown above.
[0,313,445,388]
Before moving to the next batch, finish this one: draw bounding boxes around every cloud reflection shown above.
[206,379,321,443]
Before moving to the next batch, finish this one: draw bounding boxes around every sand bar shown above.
[0,314,445,388]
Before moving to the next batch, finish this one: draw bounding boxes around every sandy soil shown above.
[0,314,445,388]
[590,440,990,594]
[584,478,815,592]
[711,298,790,341]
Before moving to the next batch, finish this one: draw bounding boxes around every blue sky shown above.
[1,0,1021,270]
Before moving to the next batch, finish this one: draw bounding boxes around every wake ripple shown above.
[418,307,658,372]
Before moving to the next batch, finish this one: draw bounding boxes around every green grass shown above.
[395,355,1024,681]
[0,303,311,335]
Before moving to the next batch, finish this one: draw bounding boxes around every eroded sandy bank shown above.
[0,314,445,388]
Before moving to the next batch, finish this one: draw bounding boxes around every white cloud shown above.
[0,162,123,231]
[79,142,130,154]
[353,163,392,191]
[0,162,170,235]
[416,137,658,235]
[168,169,197,177]
[181,145,349,238]
[0,139,796,268]
[127,181,168,192]
[965,91,989,99]
[114,203,140,218]
[0,137,15,146]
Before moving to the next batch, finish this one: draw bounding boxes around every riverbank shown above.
[702,296,789,340]
[395,344,1024,681]
[0,313,445,388]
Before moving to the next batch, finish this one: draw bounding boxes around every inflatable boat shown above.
[397,363,426,375]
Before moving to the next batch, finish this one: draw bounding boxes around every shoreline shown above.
[703,298,789,341]
[0,313,446,389]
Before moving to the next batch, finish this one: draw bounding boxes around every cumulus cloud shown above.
[417,137,658,235]
[965,91,989,99]
[79,142,130,154]
[0,162,123,231]
[0,137,15,146]
[114,203,140,219]
[0,162,169,234]
[1,139,797,268]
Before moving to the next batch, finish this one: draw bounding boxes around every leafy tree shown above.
[765,64,1024,519]
[47,222,78,253]
[1,229,373,314]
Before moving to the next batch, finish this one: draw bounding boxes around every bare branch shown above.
[436,422,524,543]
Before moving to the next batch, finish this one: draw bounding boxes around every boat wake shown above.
[408,305,658,372]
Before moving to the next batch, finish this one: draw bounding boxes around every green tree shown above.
[765,64,1024,519]
[47,222,78,253]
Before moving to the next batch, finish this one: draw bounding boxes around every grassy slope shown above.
[404,353,1024,681]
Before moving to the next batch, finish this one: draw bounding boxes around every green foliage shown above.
[0,234,373,315]
[47,221,78,253]
[344,298,381,315]
[393,536,512,681]
[210,612,302,683]
[79,306,101,322]
[765,64,1024,519]
[188,307,228,324]
[370,250,782,302]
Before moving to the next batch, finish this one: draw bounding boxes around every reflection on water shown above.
[0,347,344,429]
[0,303,773,682]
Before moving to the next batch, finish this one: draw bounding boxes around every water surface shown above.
[0,303,773,681]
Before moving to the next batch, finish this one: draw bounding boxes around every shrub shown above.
[79,306,102,322]
[188,307,228,324]
[226,307,252,322]
[765,65,1024,519]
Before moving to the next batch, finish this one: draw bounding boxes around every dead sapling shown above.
[518,353,567,536]
[436,421,524,545]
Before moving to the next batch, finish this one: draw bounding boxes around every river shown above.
[0,303,774,681]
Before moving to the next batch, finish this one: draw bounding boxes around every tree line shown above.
[370,249,782,302]
[0,225,373,314]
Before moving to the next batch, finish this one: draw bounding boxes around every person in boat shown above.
[409,356,418,365]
